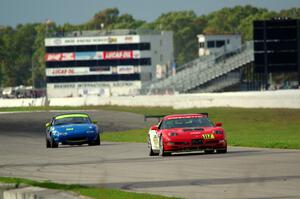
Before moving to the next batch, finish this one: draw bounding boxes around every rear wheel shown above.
[159,136,171,156]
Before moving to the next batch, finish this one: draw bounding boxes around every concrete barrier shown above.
[0,90,300,109]
[1,184,86,199]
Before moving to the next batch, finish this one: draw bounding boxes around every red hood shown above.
[162,127,225,140]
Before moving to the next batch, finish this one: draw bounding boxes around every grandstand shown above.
[44,29,174,98]
[145,41,254,94]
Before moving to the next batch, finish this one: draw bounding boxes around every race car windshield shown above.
[54,117,91,125]
[160,117,214,129]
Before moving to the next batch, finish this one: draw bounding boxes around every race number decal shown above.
[152,135,159,146]
[202,134,215,139]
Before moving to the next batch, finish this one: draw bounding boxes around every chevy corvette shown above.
[147,113,227,156]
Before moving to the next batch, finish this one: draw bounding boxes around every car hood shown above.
[163,127,224,139]
[53,123,96,133]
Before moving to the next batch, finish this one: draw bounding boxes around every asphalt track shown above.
[0,111,300,199]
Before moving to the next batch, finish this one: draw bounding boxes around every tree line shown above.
[0,5,299,88]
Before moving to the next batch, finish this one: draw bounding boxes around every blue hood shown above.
[53,123,97,133]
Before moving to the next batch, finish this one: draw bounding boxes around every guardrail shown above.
[1,90,300,109]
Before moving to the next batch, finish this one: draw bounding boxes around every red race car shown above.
[146,113,227,156]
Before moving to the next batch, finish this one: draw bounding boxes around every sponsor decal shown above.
[49,68,76,75]
[76,52,103,60]
[108,37,117,43]
[45,53,75,61]
[117,66,134,74]
[53,39,62,45]
[61,53,75,61]
[125,36,133,41]
[103,51,133,60]
[202,134,215,139]
[89,66,110,72]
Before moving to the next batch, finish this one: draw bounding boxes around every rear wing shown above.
[200,112,208,117]
[144,115,165,122]
[144,113,208,122]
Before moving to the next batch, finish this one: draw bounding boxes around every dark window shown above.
[47,74,141,83]
[207,41,215,48]
[46,43,151,53]
[216,40,225,47]
[199,42,204,48]
[46,58,151,68]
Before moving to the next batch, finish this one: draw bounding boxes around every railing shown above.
[146,41,254,93]
[46,29,166,38]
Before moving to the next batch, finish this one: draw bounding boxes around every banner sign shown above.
[45,35,140,46]
[46,67,112,76]
[46,50,140,61]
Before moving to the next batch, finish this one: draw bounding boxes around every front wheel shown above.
[46,136,51,148]
[216,148,227,153]
[159,136,171,156]
[50,136,58,148]
[89,134,101,146]
[148,137,158,156]
[204,149,214,154]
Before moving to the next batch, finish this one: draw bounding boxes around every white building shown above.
[45,30,174,98]
[197,34,241,56]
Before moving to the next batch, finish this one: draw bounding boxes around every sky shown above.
[0,0,299,27]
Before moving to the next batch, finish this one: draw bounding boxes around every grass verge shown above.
[0,177,178,199]
[1,105,300,149]
[99,106,300,149]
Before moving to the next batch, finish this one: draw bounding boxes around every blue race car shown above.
[45,113,100,148]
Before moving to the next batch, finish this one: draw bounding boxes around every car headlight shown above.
[213,130,223,134]
[52,130,59,136]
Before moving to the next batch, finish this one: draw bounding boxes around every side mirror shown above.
[150,125,158,131]
[92,120,97,124]
[215,122,222,127]
[45,122,51,128]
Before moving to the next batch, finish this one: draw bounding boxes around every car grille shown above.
[183,128,204,132]
[192,139,203,145]
[205,140,219,144]
[66,137,87,142]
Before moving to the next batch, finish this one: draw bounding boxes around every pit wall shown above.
[0,90,300,109]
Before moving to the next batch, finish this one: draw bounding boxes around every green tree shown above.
[142,11,206,65]
[279,8,300,19]
[85,8,119,29]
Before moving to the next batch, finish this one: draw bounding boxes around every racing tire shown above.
[89,134,101,146]
[94,134,101,146]
[46,137,51,148]
[50,136,58,148]
[148,137,158,156]
[159,136,171,156]
[216,148,227,153]
[204,149,214,154]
